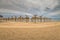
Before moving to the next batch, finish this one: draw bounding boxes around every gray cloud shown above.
[0,0,60,19]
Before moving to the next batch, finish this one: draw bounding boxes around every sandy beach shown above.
[0,22,60,28]
[0,22,60,40]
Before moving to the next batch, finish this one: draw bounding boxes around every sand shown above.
[0,22,60,40]
[0,22,60,28]
[0,25,60,40]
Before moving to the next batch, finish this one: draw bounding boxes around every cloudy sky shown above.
[0,0,60,20]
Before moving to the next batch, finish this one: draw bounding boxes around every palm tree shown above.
[18,16,22,22]
[25,15,29,22]
[36,16,39,22]
[39,16,42,22]
[10,16,14,21]
[31,16,34,22]
[43,17,47,22]
[31,15,37,23]
[0,15,3,22]
[14,16,17,21]
[45,17,47,22]
[47,17,50,22]
[7,17,10,21]
[48,18,52,22]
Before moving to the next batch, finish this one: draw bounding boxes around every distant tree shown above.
[7,17,10,21]
[39,16,42,22]
[10,16,16,21]
[31,17,34,22]
[14,16,17,21]
[43,17,47,22]
[46,17,50,22]
[11,16,14,21]
[0,15,3,18]
[18,16,22,22]
[48,18,52,22]
[5,18,7,21]
[0,15,3,22]
[31,15,37,23]
[25,15,29,22]
[45,17,47,22]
